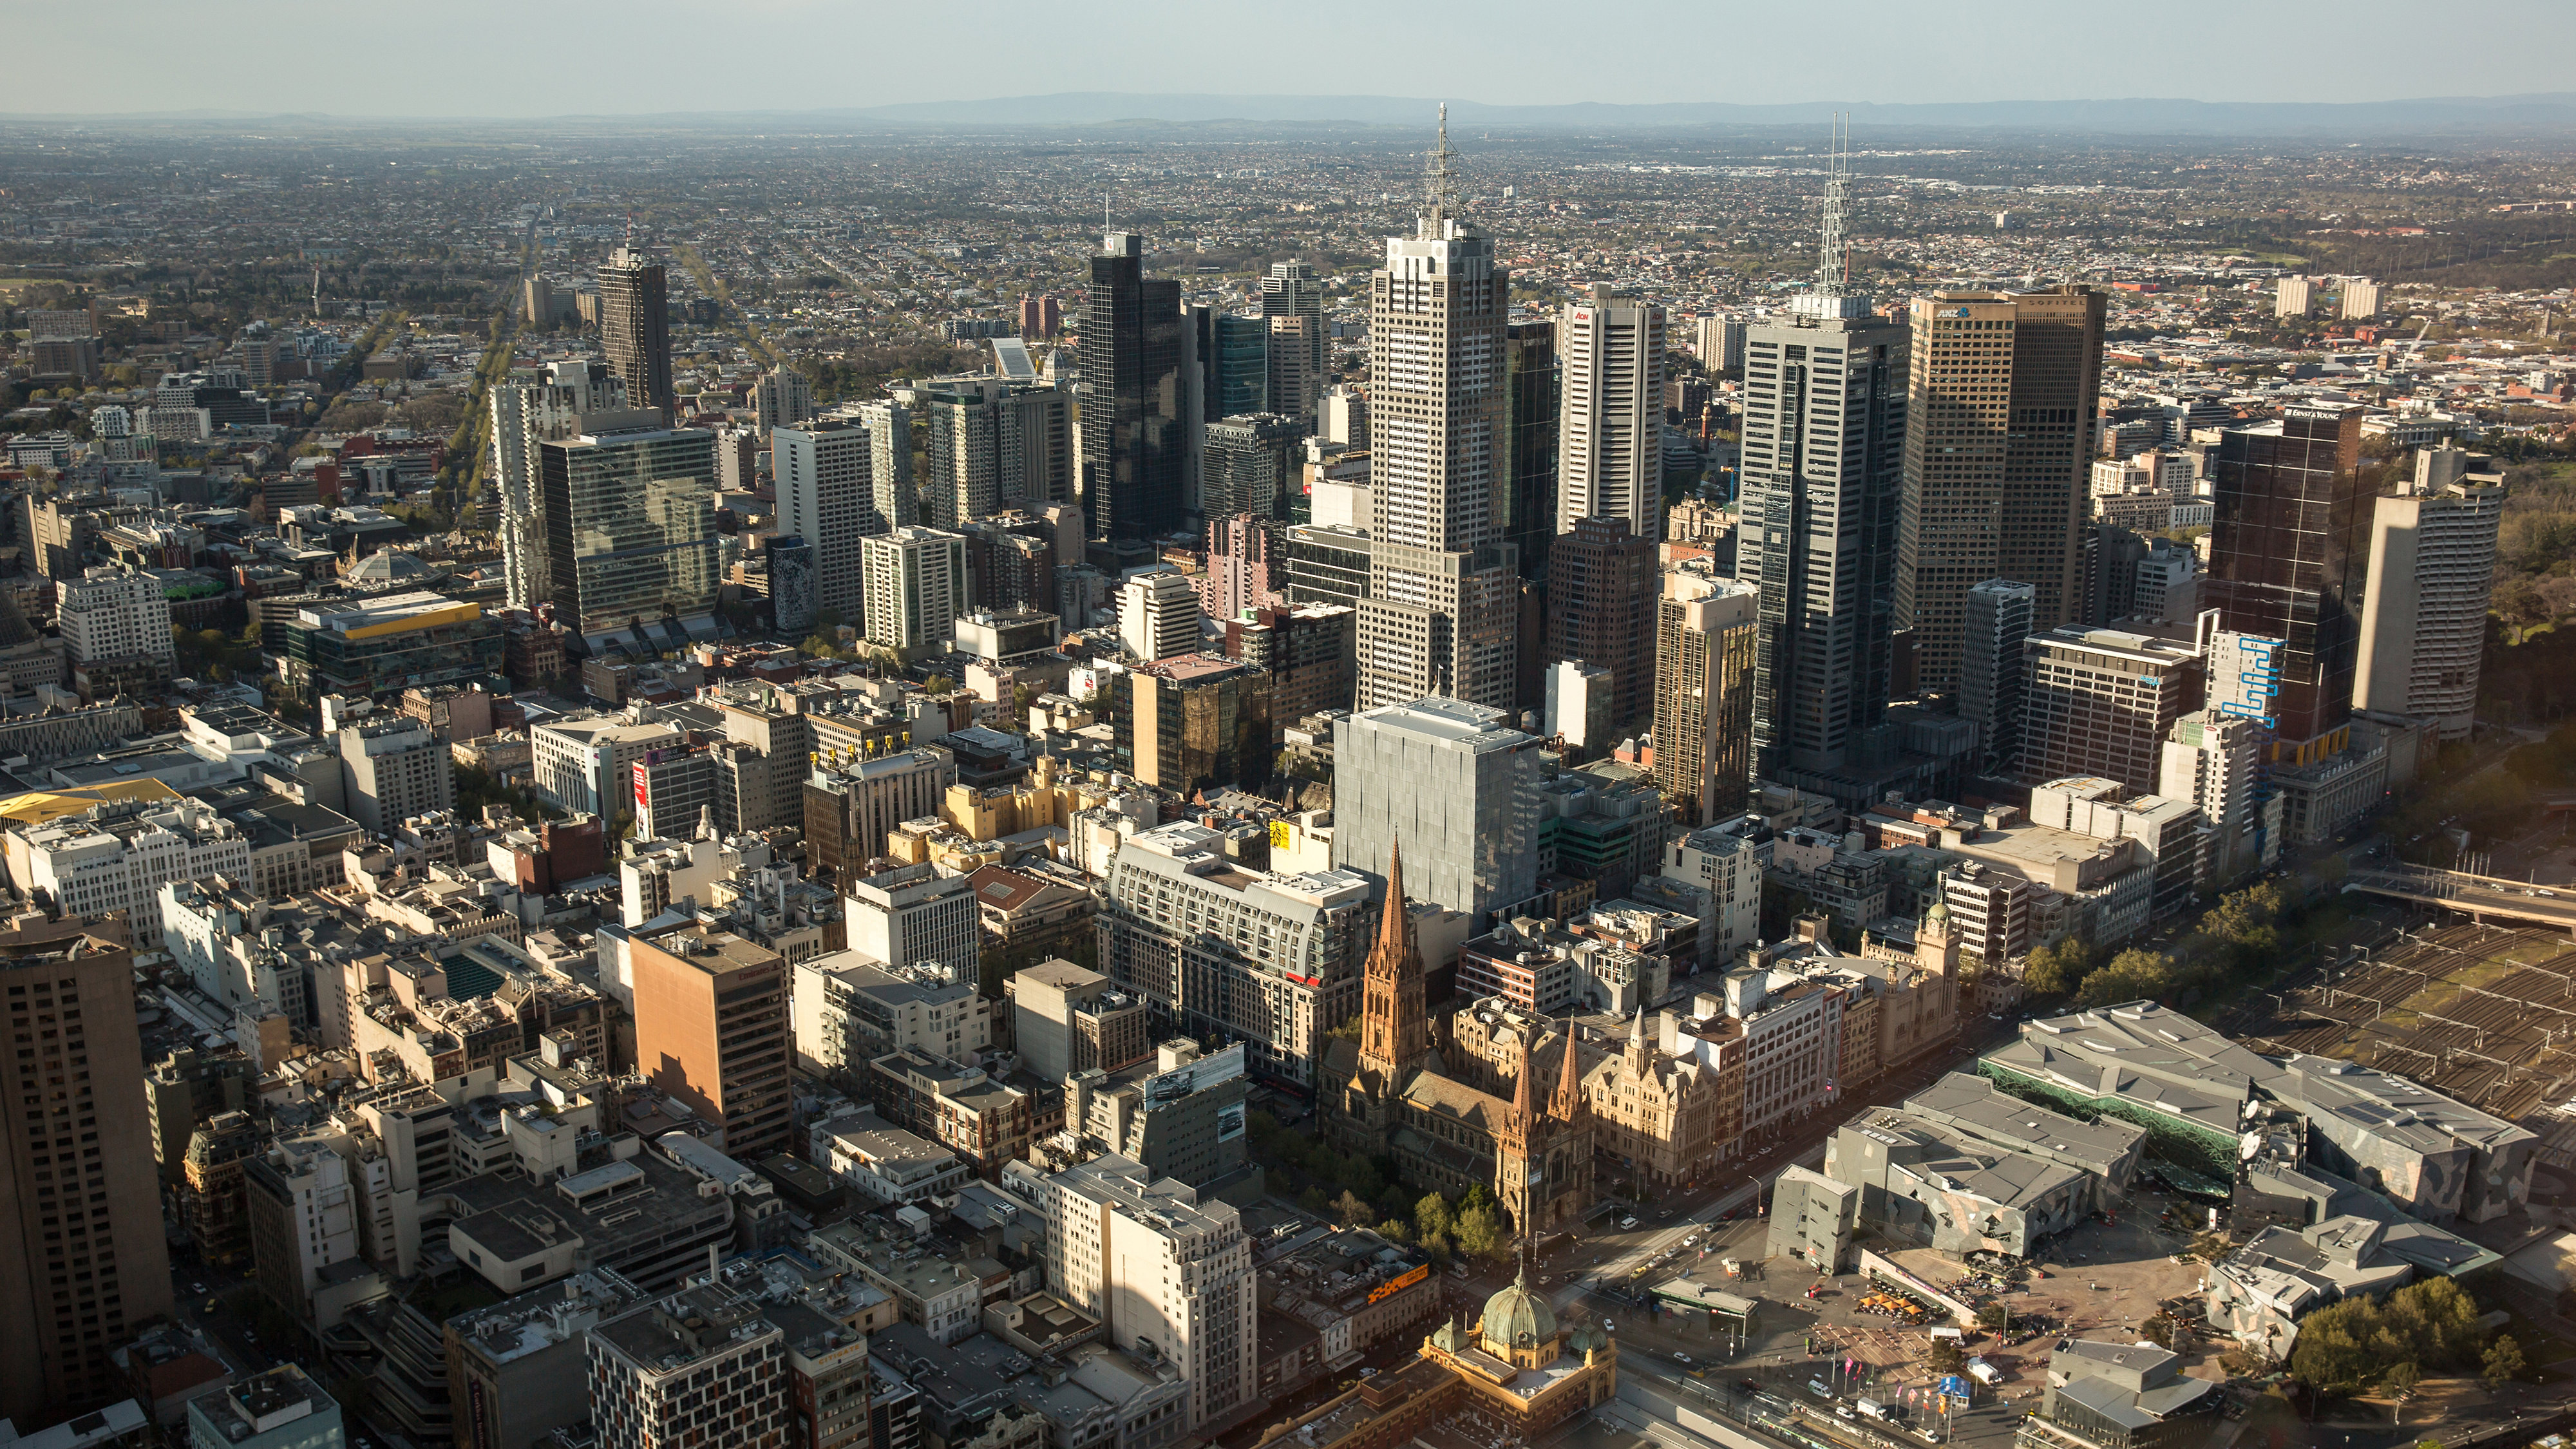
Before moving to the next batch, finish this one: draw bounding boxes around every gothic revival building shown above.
[1322,842,1596,1235]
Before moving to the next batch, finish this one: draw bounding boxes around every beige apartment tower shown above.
[1557,284,1668,544]
[2353,452,2503,740]
[1893,286,2106,696]
[1651,572,1759,827]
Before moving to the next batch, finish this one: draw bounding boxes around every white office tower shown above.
[1119,569,1202,662]
[748,364,814,438]
[57,565,174,665]
[1557,283,1667,544]
[855,397,917,530]
[1354,109,1517,711]
[1032,1155,1256,1433]
[773,419,880,628]
[2159,709,2272,889]
[1958,580,2036,776]
[860,527,965,652]
[2353,451,2504,739]
[2275,275,2313,319]
[491,359,627,610]
[1738,120,1908,781]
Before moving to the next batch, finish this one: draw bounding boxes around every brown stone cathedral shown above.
[1321,840,1596,1235]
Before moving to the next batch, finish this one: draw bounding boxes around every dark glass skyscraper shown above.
[1215,314,1269,417]
[1502,320,1560,582]
[600,246,674,421]
[1079,232,1186,540]
[2204,402,2368,757]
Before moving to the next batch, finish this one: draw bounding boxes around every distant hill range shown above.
[826,91,2576,137]
[17,93,2576,137]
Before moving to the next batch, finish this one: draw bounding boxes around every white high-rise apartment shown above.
[1354,111,1516,711]
[1663,813,1772,972]
[338,715,454,835]
[1558,283,1667,544]
[2341,278,2382,320]
[57,565,173,664]
[2159,709,2271,889]
[856,398,917,530]
[491,361,628,611]
[748,365,815,438]
[2275,275,2313,319]
[1031,1154,1256,1432]
[860,527,964,652]
[1118,570,1202,661]
[1694,315,1748,373]
[773,420,881,627]
[2353,451,2504,739]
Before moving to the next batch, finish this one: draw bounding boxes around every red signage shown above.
[633,761,650,808]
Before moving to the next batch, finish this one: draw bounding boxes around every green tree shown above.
[1416,1192,1455,1244]
[1333,1190,1376,1230]
[1375,1218,1413,1247]
[923,674,955,695]
[1928,1339,1966,1375]
[1298,1185,1328,1215]
[2078,949,2175,1008]
[2022,938,2087,995]
[1454,1204,1504,1260]
[2485,1334,2526,1390]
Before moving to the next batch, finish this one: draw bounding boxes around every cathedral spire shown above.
[1375,834,1412,959]
[1358,837,1430,1083]
[1551,1019,1585,1123]
[1626,1007,1650,1074]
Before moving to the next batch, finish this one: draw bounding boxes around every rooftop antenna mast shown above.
[1422,102,1461,237]
[1814,112,1848,300]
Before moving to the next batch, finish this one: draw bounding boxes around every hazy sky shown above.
[13,0,2575,117]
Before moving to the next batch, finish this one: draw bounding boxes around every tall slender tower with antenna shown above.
[1737,117,1913,793]
[1354,106,1517,710]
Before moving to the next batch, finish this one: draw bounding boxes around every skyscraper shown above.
[2353,451,2502,740]
[857,397,917,530]
[1502,321,1560,581]
[1958,579,2036,776]
[1261,260,1326,424]
[1557,283,1667,545]
[600,246,674,421]
[0,922,173,1425]
[1211,314,1268,418]
[2204,403,2369,759]
[1738,129,1908,779]
[492,360,627,612]
[773,420,880,628]
[537,421,720,641]
[1354,111,1517,710]
[860,527,966,652]
[1203,413,1302,522]
[1893,285,2106,696]
[1545,515,1658,731]
[1651,571,1759,826]
[1079,232,1187,539]
[2016,625,2206,793]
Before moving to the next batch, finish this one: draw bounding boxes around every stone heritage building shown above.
[1321,842,1596,1235]
[1450,998,1729,1193]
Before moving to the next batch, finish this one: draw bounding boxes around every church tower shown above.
[1495,1028,1539,1230]
[1356,838,1431,1084]
[1551,1017,1586,1124]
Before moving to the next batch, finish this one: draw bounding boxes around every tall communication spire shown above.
[1421,102,1461,238]
[1791,114,1870,321]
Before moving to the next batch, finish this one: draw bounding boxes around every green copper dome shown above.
[1481,1269,1557,1349]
